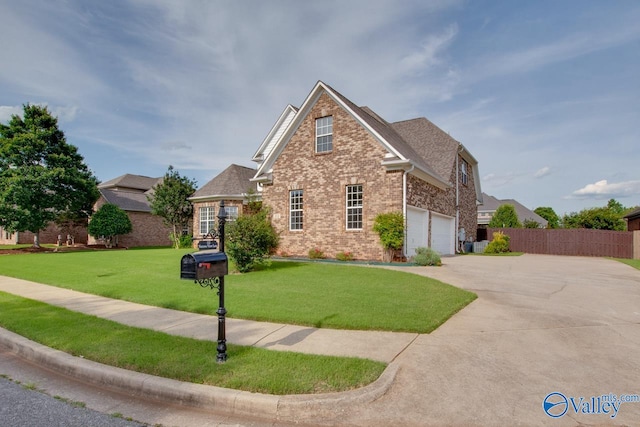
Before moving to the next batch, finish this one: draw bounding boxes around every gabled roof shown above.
[99,174,161,192]
[252,104,298,164]
[100,189,152,212]
[190,164,257,201]
[251,81,482,201]
[478,193,548,226]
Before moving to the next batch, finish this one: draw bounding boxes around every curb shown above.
[0,327,398,423]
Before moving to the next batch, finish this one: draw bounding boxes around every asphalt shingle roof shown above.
[98,174,161,191]
[192,164,257,199]
[100,189,152,212]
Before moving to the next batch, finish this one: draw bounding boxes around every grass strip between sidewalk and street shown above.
[0,248,477,333]
[0,291,386,395]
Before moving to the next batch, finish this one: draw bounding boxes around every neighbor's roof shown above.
[99,174,161,191]
[190,164,257,200]
[479,193,548,226]
[100,189,152,212]
[624,207,640,220]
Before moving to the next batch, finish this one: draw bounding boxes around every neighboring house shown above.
[250,81,482,260]
[624,208,640,231]
[478,193,548,230]
[189,164,259,240]
[88,174,172,247]
[0,223,74,245]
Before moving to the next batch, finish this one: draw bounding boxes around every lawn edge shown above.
[0,327,398,421]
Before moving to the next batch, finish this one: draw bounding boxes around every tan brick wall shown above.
[88,196,172,247]
[262,92,403,260]
[1,223,88,245]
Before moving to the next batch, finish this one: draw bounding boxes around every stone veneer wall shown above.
[261,92,403,261]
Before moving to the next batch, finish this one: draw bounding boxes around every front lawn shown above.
[0,248,476,333]
[0,292,385,394]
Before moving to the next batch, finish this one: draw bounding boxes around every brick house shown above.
[88,174,172,247]
[189,164,259,243]
[478,193,548,232]
[251,81,482,260]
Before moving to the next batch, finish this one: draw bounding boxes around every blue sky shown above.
[1,0,638,215]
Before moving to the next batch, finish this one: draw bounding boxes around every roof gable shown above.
[252,104,298,164]
[252,81,458,190]
[191,164,257,201]
[479,193,548,226]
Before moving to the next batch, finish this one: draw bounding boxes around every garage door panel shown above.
[431,213,455,255]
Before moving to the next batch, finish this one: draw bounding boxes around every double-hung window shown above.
[315,116,333,153]
[199,207,216,235]
[225,206,239,221]
[290,190,304,230]
[346,185,363,230]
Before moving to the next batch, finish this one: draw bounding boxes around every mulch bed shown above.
[0,245,126,255]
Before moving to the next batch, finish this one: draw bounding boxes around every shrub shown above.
[411,247,442,266]
[484,231,510,254]
[335,251,354,261]
[87,203,132,248]
[226,209,279,273]
[373,212,404,262]
[171,233,193,249]
[308,248,325,259]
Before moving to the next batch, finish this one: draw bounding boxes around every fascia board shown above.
[381,159,450,190]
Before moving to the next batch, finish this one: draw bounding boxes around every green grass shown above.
[0,292,385,394]
[616,258,640,270]
[0,249,476,333]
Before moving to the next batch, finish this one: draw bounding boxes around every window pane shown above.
[290,190,303,230]
[316,116,333,153]
[346,185,363,229]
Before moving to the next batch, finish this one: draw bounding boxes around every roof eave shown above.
[381,159,450,190]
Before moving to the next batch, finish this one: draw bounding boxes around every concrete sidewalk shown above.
[0,276,417,363]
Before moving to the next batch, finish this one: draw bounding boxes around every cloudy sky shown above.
[1,0,638,215]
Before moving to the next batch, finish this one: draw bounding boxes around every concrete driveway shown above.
[339,255,640,426]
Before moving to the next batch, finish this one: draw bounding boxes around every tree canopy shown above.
[488,204,521,228]
[87,203,132,248]
[147,165,197,248]
[0,104,99,246]
[534,206,560,229]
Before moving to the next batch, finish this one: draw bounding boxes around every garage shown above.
[431,213,455,255]
[406,206,428,258]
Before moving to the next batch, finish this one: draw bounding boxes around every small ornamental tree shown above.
[88,203,132,248]
[147,165,197,248]
[373,212,404,262]
[488,204,521,228]
[226,209,279,273]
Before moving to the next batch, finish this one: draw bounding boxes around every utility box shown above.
[180,250,228,280]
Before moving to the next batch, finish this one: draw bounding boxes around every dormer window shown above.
[315,116,333,153]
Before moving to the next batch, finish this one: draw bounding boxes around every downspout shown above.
[456,144,464,253]
[403,164,415,258]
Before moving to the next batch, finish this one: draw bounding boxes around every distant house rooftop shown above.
[478,193,548,227]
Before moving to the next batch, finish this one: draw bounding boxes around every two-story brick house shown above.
[251,81,482,260]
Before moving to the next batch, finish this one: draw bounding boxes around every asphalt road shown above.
[0,375,146,427]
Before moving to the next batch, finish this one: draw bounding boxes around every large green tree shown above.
[0,104,99,247]
[534,206,560,229]
[562,206,626,230]
[147,165,197,249]
[488,204,522,228]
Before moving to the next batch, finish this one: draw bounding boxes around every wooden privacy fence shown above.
[486,228,640,259]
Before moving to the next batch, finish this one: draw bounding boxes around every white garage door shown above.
[406,206,428,258]
[431,213,455,255]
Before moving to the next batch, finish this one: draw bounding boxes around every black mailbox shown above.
[180,250,228,280]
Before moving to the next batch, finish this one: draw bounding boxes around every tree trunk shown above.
[33,232,41,248]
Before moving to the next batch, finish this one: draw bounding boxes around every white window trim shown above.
[289,190,303,231]
[346,184,363,230]
[315,116,333,153]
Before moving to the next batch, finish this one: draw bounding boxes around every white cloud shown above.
[534,166,551,178]
[400,24,458,74]
[570,180,640,199]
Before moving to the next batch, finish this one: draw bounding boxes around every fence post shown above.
[634,230,640,260]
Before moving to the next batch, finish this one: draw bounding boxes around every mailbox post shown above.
[180,201,229,362]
